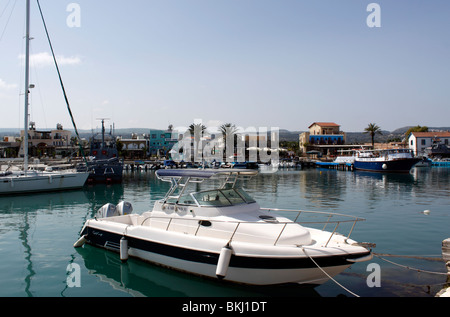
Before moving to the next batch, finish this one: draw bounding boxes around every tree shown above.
[220,123,239,160]
[364,123,382,147]
[405,125,428,138]
[188,123,207,159]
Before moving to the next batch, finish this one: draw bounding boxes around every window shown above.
[421,139,426,145]
[193,190,232,207]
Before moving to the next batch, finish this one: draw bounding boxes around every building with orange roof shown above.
[299,122,348,155]
[408,131,450,156]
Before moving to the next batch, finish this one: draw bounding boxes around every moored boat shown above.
[354,149,420,173]
[86,119,123,184]
[75,169,372,286]
[0,0,89,195]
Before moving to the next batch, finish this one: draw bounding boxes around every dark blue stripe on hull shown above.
[81,227,370,270]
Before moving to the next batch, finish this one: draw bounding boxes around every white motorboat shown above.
[0,0,89,194]
[75,169,372,286]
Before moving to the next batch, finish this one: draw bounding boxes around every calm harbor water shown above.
[0,167,449,298]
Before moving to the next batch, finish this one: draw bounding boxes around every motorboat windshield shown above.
[166,187,256,207]
[156,169,258,207]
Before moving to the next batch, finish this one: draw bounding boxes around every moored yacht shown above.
[75,169,372,286]
[354,149,420,173]
[0,0,89,194]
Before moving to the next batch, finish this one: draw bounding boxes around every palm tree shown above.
[364,123,382,148]
[220,123,239,160]
[188,123,207,159]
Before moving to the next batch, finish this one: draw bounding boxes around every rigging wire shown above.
[35,0,87,165]
[0,0,17,43]
[0,0,12,19]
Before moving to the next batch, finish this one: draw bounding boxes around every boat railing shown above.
[138,208,365,247]
[261,208,365,246]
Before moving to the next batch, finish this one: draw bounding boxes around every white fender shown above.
[120,237,128,262]
[73,235,87,248]
[216,244,233,279]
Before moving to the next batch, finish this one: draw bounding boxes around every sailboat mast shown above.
[23,0,31,172]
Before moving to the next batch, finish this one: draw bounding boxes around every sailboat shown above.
[0,0,89,195]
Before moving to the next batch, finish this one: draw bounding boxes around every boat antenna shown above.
[36,0,88,166]
[96,118,110,149]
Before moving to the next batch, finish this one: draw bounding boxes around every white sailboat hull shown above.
[0,171,89,194]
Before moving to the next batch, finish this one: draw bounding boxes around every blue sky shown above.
[0,0,449,133]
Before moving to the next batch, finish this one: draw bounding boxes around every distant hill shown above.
[0,128,153,140]
[2,126,449,144]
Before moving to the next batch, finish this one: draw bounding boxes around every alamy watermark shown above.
[66,3,81,28]
[367,3,381,28]
[366,263,382,288]
[64,260,382,289]
[66,3,381,29]
[66,263,81,288]
[168,120,280,172]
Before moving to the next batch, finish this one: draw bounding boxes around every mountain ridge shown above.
[1,126,449,144]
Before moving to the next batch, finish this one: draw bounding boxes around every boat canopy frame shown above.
[156,169,258,205]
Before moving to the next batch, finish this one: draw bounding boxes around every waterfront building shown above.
[408,131,450,156]
[149,128,179,157]
[118,133,149,159]
[19,122,72,157]
[299,122,348,156]
[0,136,21,158]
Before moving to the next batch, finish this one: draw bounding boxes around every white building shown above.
[408,131,450,156]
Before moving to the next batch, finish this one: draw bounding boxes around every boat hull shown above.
[87,162,123,184]
[354,158,420,173]
[80,221,371,286]
[0,171,89,195]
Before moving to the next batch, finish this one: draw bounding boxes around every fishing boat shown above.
[75,169,372,286]
[0,0,89,195]
[353,149,420,173]
[86,119,123,184]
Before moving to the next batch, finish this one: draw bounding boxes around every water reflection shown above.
[0,190,89,214]
[1,167,449,297]
[74,244,320,297]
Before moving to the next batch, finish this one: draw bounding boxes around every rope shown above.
[374,253,444,262]
[36,0,88,166]
[374,253,450,276]
[302,247,360,297]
